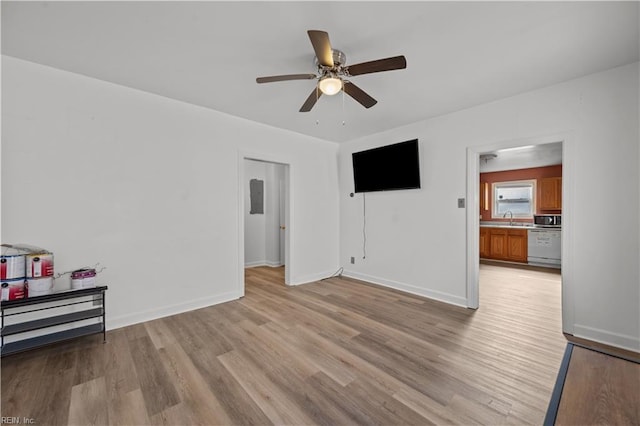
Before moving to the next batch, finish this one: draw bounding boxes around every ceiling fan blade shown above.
[346,55,407,76]
[299,88,322,112]
[343,82,377,108]
[256,74,317,84]
[307,30,334,68]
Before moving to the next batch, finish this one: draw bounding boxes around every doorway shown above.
[466,134,574,335]
[238,154,291,294]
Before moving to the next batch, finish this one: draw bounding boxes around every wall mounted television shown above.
[352,139,421,193]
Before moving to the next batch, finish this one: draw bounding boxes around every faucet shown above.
[503,210,514,226]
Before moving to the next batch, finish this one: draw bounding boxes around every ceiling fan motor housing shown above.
[314,49,346,69]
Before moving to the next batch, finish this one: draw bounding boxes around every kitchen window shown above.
[492,180,536,218]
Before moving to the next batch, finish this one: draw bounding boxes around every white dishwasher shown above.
[527,228,561,268]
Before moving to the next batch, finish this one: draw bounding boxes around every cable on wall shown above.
[321,267,344,281]
[362,193,367,259]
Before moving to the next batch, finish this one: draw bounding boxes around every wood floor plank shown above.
[72,336,107,386]
[342,375,436,425]
[188,348,273,426]
[149,402,198,426]
[216,320,360,425]
[128,335,181,417]
[68,376,109,426]
[144,317,178,350]
[7,366,75,425]
[161,311,216,354]
[555,346,640,425]
[340,332,456,405]
[107,388,151,426]
[158,341,233,425]
[306,371,403,425]
[263,321,357,386]
[218,349,316,425]
[392,384,477,425]
[103,328,140,397]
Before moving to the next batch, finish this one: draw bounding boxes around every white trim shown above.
[573,324,640,353]
[244,260,284,268]
[107,290,241,330]
[343,270,468,308]
[466,147,480,309]
[560,136,575,335]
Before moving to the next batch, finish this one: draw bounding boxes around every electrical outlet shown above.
[458,198,466,208]
[350,256,355,264]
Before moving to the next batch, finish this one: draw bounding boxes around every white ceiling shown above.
[479,142,563,173]
[2,1,638,143]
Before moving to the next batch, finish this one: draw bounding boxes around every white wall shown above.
[339,62,640,351]
[244,160,284,267]
[1,56,340,329]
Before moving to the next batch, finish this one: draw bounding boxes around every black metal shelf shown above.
[1,286,107,357]
[1,286,108,308]
[1,323,103,356]
[1,307,103,336]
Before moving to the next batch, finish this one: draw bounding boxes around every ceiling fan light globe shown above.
[318,77,342,96]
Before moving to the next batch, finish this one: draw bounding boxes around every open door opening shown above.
[467,135,573,337]
[239,156,290,292]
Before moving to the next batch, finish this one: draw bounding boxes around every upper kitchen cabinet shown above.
[539,177,562,210]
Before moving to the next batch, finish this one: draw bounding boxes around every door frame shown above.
[238,150,293,295]
[465,132,574,335]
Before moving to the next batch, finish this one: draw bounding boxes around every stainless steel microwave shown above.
[533,214,561,227]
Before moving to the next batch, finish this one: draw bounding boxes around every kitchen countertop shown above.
[480,222,561,230]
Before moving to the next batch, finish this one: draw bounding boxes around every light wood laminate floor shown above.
[2,263,567,425]
[555,345,640,425]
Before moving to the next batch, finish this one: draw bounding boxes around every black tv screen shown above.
[352,139,421,193]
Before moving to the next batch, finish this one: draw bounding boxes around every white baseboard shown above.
[342,270,468,308]
[573,324,640,353]
[107,290,241,331]
[245,260,283,268]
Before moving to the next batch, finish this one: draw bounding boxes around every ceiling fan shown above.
[256,30,407,112]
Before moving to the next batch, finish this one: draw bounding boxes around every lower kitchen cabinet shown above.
[506,229,528,262]
[480,227,528,263]
[479,227,490,258]
[489,228,508,258]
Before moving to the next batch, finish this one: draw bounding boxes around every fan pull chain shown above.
[316,84,320,125]
[342,85,346,126]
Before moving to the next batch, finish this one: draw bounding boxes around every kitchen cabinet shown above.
[480,227,528,263]
[539,177,562,210]
[479,227,490,258]
[506,229,528,262]
[489,228,508,259]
